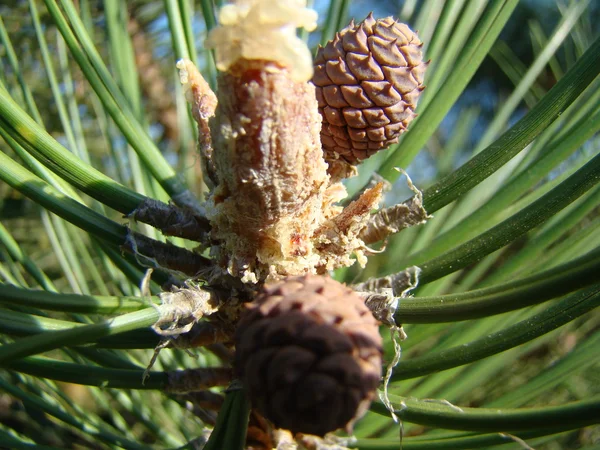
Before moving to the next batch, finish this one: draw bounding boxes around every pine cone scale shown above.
[267,346,316,389]
[235,275,382,436]
[313,15,427,164]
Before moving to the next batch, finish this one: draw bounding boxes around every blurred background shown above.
[0,1,599,449]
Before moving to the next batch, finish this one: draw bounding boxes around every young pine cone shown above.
[314,14,427,164]
[235,275,382,436]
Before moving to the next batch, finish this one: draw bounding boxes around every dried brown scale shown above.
[246,411,275,450]
[235,275,382,436]
[313,13,427,164]
[169,321,233,348]
[121,231,212,277]
[165,367,233,394]
[127,198,210,242]
[360,194,430,244]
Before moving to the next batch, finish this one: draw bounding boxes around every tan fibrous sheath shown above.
[207,60,331,282]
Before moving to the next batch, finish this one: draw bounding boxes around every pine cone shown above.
[313,13,427,164]
[235,275,382,436]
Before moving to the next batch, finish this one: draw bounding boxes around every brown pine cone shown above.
[235,275,382,436]
[313,13,427,164]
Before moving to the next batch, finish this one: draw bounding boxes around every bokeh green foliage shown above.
[0,0,599,449]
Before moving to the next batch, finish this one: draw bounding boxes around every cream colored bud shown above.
[205,0,317,82]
